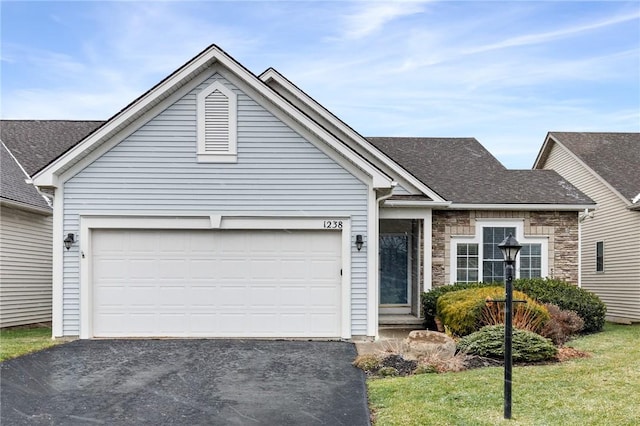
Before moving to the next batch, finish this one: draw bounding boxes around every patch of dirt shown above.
[464,355,503,369]
[380,354,417,376]
[556,346,591,362]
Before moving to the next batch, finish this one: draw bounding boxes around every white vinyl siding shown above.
[543,142,640,321]
[62,73,369,336]
[197,80,237,162]
[0,205,53,327]
[392,184,411,196]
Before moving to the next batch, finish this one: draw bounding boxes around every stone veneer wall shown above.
[431,210,579,288]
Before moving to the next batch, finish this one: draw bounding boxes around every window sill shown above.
[197,153,237,163]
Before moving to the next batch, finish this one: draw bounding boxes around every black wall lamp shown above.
[355,234,364,251]
[64,233,75,250]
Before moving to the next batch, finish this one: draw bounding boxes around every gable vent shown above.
[204,90,230,152]
[197,79,238,163]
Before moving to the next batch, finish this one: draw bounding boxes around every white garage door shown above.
[91,229,342,338]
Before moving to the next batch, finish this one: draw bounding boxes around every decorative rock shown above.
[404,330,456,360]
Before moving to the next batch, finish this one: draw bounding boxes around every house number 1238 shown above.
[323,220,343,229]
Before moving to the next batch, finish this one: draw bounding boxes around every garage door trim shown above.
[79,215,352,339]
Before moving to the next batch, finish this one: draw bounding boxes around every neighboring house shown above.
[1,142,52,327]
[534,132,640,323]
[0,121,102,327]
[30,45,594,339]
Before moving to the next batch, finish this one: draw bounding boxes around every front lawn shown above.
[0,326,61,362]
[367,323,640,425]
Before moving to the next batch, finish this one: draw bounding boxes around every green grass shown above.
[367,323,640,425]
[0,326,61,362]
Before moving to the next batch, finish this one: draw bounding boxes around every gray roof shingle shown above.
[1,143,50,211]
[0,120,104,175]
[547,132,640,204]
[368,137,593,205]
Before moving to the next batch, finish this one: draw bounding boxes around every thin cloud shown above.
[336,1,431,40]
[464,10,640,55]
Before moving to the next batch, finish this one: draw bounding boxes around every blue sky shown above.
[1,0,638,168]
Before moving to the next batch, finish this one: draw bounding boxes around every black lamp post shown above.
[498,233,522,420]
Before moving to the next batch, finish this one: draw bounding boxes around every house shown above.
[534,132,640,323]
[0,121,101,327]
[29,45,594,339]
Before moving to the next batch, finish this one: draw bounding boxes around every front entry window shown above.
[450,221,548,283]
[379,234,410,305]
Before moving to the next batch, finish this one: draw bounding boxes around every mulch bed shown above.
[363,346,591,378]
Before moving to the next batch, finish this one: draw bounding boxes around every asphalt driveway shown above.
[1,339,370,425]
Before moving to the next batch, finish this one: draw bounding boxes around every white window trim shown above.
[78,214,351,339]
[450,219,549,283]
[196,80,237,163]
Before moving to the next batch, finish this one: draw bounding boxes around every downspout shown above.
[370,184,395,339]
[578,208,595,288]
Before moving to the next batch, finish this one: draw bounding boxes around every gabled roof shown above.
[31,44,392,190]
[368,137,594,207]
[1,120,103,175]
[0,143,50,212]
[259,68,446,203]
[535,132,640,207]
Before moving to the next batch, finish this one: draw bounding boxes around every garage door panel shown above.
[92,229,342,337]
[127,259,156,279]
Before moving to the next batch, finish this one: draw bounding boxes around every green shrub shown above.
[457,325,558,362]
[421,282,494,330]
[513,278,606,333]
[436,286,549,337]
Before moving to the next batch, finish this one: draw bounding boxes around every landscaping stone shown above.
[404,330,456,360]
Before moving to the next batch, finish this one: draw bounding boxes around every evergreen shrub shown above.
[513,278,606,333]
[421,282,493,330]
[457,325,558,362]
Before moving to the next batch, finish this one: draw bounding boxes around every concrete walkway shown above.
[354,329,416,356]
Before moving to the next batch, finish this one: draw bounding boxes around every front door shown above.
[379,233,411,314]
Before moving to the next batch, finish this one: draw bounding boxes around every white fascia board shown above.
[260,68,441,198]
[449,203,596,211]
[382,200,451,208]
[532,133,553,169]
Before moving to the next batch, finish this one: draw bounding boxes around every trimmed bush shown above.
[421,282,493,330]
[457,325,558,362]
[539,303,584,346]
[436,286,550,337]
[513,278,606,333]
